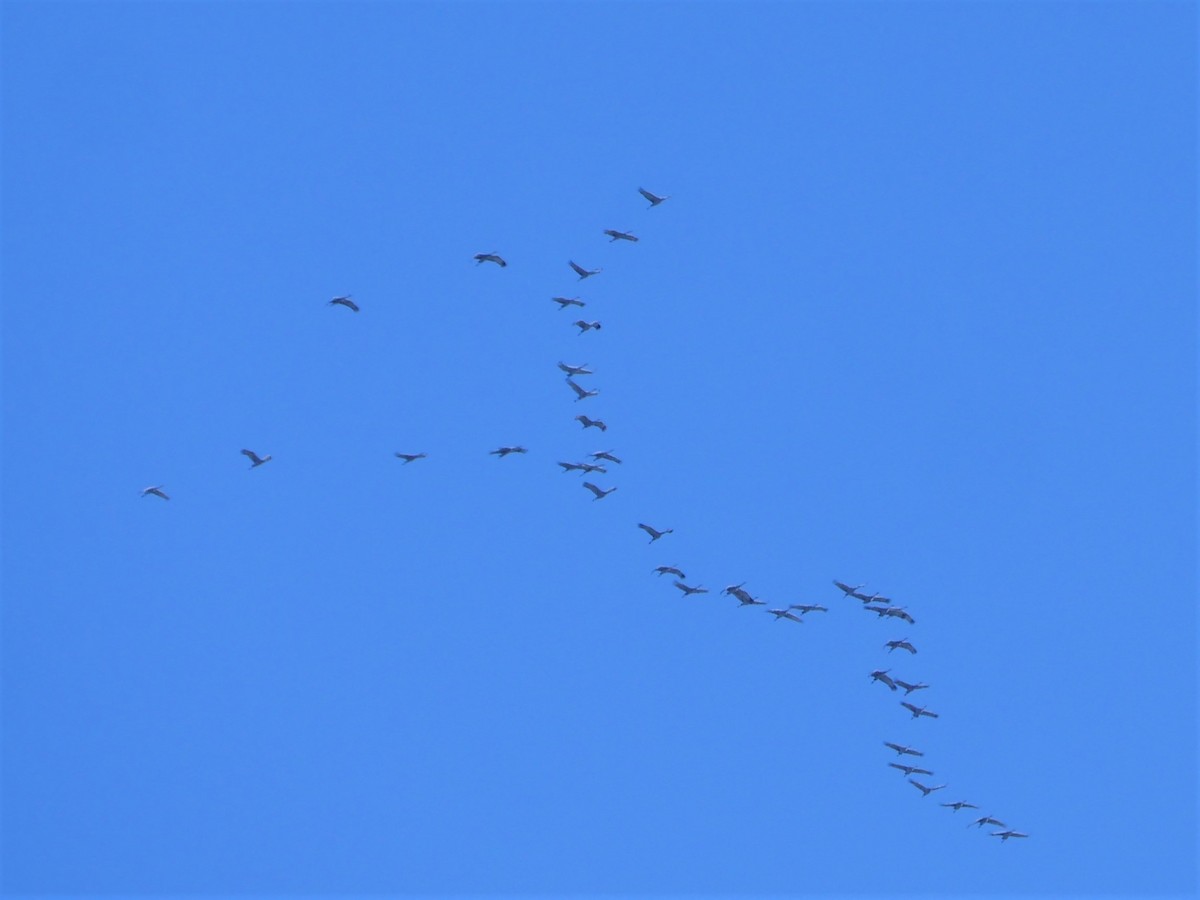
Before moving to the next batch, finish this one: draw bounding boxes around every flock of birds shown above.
[138,184,1026,843]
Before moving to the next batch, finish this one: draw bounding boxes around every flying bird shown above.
[553,296,586,310]
[991,830,1029,841]
[638,187,669,207]
[329,295,359,312]
[734,594,766,608]
[566,379,598,401]
[474,253,507,267]
[901,702,939,720]
[241,449,272,468]
[638,523,673,543]
[909,780,948,797]
[574,320,602,334]
[833,580,866,598]
[591,450,622,465]
[883,742,924,757]
[569,260,602,280]
[767,608,804,623]
[970,816,1007,829]
[894,679,930,695]
[558,361,593,377]
[940,801,979,812]
[576,415,607,431]
[603,229,639,242]
[883,606,916,624]
[394,452,427,464]
[886,639,918,654]
[654,565,686,578]
[864,605,893,618]
[673,580,709,596]
[558,461,587,473]
[140,485,169,501]
[788,603,828,614]
[870,670,898,691]
[490,446,528,457]
[578,462,608,475]
[582,482,617,501]
[889,763,934,777]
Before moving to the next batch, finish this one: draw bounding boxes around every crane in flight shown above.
[908,780,948,797]
[558,361,593,377]
[870,670,898,691]
[883,742,924,757]
[788,603,828,615]
[654,565,686,579]
[886,638,918,655]
[394,452,427,464]
[566,379,598,401]
[889,763,933,777]
[474,253,507,267]
[833,580,866,598]
[329,295,358,312]
[969,815,1006,829]
[991,830,1029,841]
[490,446,528,458]
[894,679,929,695]
[767,608,804,623]
[578,462,607,475]
[141,485,169,501]
[603,229,639,242]
[901,702,939,720]
[573,320,602,334]
[558,461,587,473]
[673,580,709,596]
[553,297,586,310]
[638,187,670,207]
[940,801,979,812]
[639,523,673,543]
[591,450,622,465]
[241,449,272,468]
[883,606,915,624]
[583,482,617,501]
[569,260,602,280]
[576,415,607,431]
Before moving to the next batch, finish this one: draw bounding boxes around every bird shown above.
[889,763,934,777]
[603,229,639,242]
[901,702,939,720]
[591,450,622,465]
[767,608,804,623]
[576,415,607,431]
[883,606,915,624]
[833,580,866,598]
[734,594,766,608]
[241,449,272,468]
[852,589,884,603]
[558,461,587,473]
[394,452,427,464]
[870,670,898,691]
[552,296,586,310]
[673,580,709,596]
[558,361,593,377]
[883,742,924,757]
[991,830,1029,841]
[638,187,669,207]
[474,253,507,267]
[886,638,918,654]
[894,679,930,695]
[569,260,602,279]
[574,320,602,334]
[583,482,616,501]
[566,379,598,401]
[788,603,828,614]
[970,816,1007,829]
[638,523,672,543]
[140,485,169,501]
[490,446,528,457]
[909,780,948,797]
[578,462,608,475]
[329,295,359,312]
[654,565,686,578]
[940,801,979,812]
[723,584,756,605]
[864,605,893,618]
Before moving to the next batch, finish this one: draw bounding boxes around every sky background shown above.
[2,1,1196,897]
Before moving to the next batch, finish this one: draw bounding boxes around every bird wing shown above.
[569,260,586,276]
[583,482,602,496]
[901,702,919,714]
[241,449,262,464]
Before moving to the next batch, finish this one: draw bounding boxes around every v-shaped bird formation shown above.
[140,184,1025,844]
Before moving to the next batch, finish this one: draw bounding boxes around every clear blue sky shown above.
[2,1,1195,896]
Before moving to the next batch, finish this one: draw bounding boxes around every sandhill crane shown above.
[394,452,427,464]
[909,780,948,797]
[583,482,616,501]
[788,603,828,615]
[991,830,1028,841]
[870,670,898,691]
[940,801,979,812]
[576,415,607,431]
[141,485,169,500]
[883,742,924,757]
[329,295,359,312]
[474,253,507,267]
[490,446,528,458]
[970,816,1006,829]
[861,592,893,605]
[638,187,669,207]
[558,361,593,377]
[833,580,866,598]
[567,379,598,401]
[579,462,608,475]
[558,461,587,473]
[591,450,622,465]
[569,260,602,279]
[654,565,686,578]
[735,594,766,608]
[574,320,602,334]
[241,449,272,468]
[864,605,892,618]
[889,763,933,777]
[604,229,639,242]
[886,639,917,654]
[553,297,585,310]
[767,608,804,623]
[884,606,915,624]
[901,702,939,720]
[639,523,672,543]
[894,679,929,695]
[673,580,708,596]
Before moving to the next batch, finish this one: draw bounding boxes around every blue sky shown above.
[2,1,1195,896]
